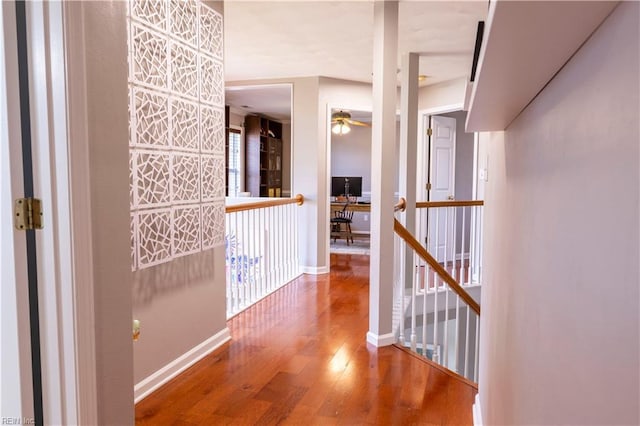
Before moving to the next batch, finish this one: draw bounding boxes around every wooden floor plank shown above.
[135,254,477,425]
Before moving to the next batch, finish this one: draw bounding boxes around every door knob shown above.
[447,195,454,200]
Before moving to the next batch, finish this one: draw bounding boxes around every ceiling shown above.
[224,1,488,119]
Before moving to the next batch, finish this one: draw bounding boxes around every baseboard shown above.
[134,327,231,403]
[366,331,396,347]
[473,392,483,426]
[302,265,329,274]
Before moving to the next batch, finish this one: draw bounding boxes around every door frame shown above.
[416,103,463,252]
[2,2,100,424]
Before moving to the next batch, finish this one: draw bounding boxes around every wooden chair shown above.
[331,202,354,245]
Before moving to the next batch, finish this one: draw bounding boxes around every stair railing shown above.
[225,194,304,318]
[394,199,484,382]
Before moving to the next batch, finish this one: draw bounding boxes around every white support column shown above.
[368,0,398,348]
[399,52,419,294]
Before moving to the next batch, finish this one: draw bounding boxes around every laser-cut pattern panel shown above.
[131,214,138,271]
[129,0,224,270]
[170,0,198,47]
[131,23,168,89]
[201,201,225,249]
[170,42,198,100]
[173,206,201,257]
[200,57,224,106]
[201,155,225,201]
[137,209,173,268]
[172,98,199,152]
[172,153,200,203]
[135,151,171,207]
[129,151,135,208]
[130,0,166,31]
[133,88,169,148]
[200,5,223,60]
[200,105,225,154]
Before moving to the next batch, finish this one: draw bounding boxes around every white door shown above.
[427,115,456,262]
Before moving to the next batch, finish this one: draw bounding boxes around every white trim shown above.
[419,102,465,116]
[473,392,483,426]
[134,328,231,403]
[301,265,329,275]
[366,331,396,347]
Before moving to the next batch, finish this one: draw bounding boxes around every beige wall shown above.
[479,3,639,424]
[132,0,228,387]
[69,2,134,424]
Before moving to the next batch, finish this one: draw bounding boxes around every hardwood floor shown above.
[135,254,477,425]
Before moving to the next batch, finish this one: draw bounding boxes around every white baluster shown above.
[474,312,480,382]
[464,305,470,379]
[461,207,467,286]
[454,294,460,374]
[433,268,438,364]
[422,264,428,357]
[410,254,417,352]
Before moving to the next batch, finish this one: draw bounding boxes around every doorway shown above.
[418,109,476,264]
[328,108,372,255]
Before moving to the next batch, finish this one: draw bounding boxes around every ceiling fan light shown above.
[332,122,351,135]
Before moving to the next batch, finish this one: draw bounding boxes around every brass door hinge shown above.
[14,198,43,230]
[427,128,433,137]
[426,182,432,191]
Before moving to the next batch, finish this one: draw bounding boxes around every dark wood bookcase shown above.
[245,115,283,197]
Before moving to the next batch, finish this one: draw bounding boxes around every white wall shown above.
[479,3,639,424]
[418,77,466,111]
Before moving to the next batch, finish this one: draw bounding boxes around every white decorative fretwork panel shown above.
[129,0,224,271]
[135,151,171,208]
[130,214,137,271]
[200,105,225,154]
[200,5,223,60]
[200,57,224,107]
[131,23,168,90]
[173,206,201,257]
[170,42,198,99]
[201,155,225,201]
[137,209,173,268]
[172,153,200,203]
[133,88,169,148]
[172,98,199,152]
[130,0,166,32]
[169,0,198,48]
[201,201,225,250]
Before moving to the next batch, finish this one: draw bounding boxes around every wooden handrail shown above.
[394,197,407,212]
[416,200,484,208]
[225,194,304,213]
[393,218,481,316]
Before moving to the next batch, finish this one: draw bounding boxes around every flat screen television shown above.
[331,176,362,198]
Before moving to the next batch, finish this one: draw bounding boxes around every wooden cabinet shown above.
[245,115,283,197]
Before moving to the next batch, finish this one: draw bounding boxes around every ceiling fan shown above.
[331,111,370,135]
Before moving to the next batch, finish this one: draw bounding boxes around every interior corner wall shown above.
[131,0,228,388]
[479,3,639,425]
[72,2,134,424]
[290,77,322,270]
